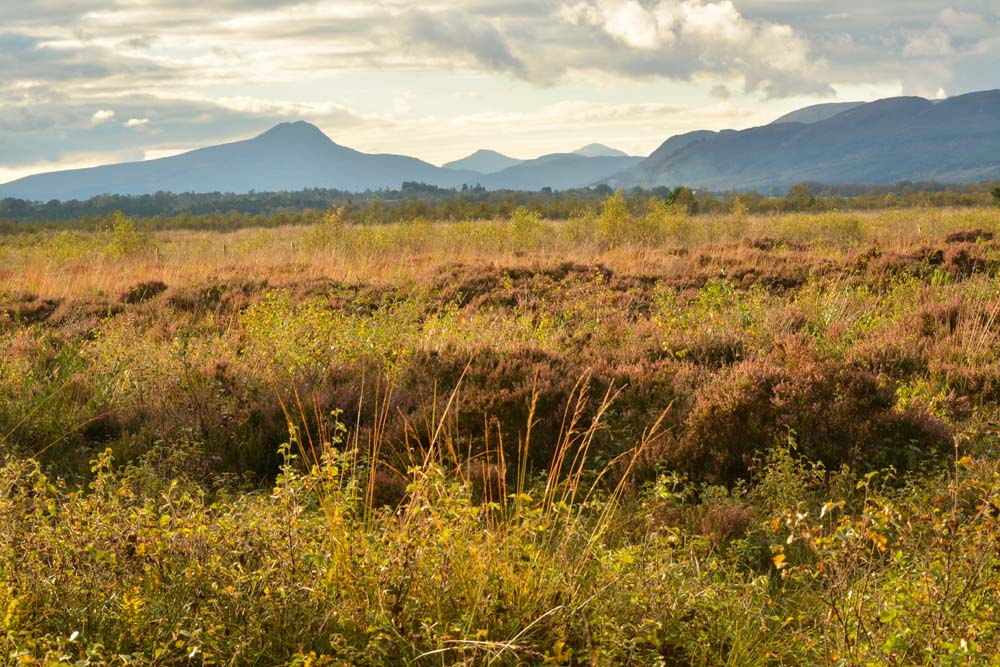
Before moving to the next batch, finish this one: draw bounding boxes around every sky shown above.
[1,0,998,182]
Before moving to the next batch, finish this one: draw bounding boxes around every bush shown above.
[662,354,951,484]
[596,190,631,248]
[104,211,150,257]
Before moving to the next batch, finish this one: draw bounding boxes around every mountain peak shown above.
[443,149,523,174]
[573,143,628,158]
[255,121,334,144]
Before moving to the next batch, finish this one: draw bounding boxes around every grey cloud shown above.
[402,10,528,78]
[0,1,104,25]
[123,35,158,50]
[0,32,184,85]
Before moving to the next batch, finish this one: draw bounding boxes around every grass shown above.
[3,200,1000,664]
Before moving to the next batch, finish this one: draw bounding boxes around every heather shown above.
[3,200,1000,665]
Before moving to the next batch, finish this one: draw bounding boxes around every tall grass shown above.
[3,205,1000,301]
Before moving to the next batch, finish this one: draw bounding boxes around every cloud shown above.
[561,0,677,50]
[91,109,115,125]
[903,28,954,57]
[557,0,832,96]
[938,8,992,39]
[402,10,528,77]
[0,0,835,95]
[124,117,149,128]
[710,85,731,99]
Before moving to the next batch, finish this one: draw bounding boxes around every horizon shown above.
[2,1,998,184]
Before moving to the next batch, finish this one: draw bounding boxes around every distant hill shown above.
[572,143,630,158]
[770,101,865,125]
[609,90,1000,191]
[468,153,642,191]
[0,122,479,201]
[442,149,523,174]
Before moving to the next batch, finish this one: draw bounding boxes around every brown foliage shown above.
[945,229,994,243]
[120,281,168,304]
[659,353,951,484]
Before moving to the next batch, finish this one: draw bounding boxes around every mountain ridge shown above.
[468,154,642,191]
[608,90,1000,191]
[770,101,865,125]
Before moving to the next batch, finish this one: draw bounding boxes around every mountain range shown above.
[0,125,636,200]
[467,153,642,191]
[442,143,631,175]
[2,89,999,201]
[610,90,1000,191]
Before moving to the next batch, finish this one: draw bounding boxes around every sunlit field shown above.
[4,199,1000,665]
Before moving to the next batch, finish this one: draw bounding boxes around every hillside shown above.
[469,153,642,191]
[0,122,478,201]
[611,90,1000,191]
[770,101,865,125]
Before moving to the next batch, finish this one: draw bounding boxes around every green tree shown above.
[596,190,631,247]
[668,187,698,215]
[785,183,816,211]
[509,206,545,247]
[991,187,1000,203]
[105,211,149,257]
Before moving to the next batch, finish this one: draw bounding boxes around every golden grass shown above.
[2,206,998,301]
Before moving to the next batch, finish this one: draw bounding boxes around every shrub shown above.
[120,280,168,304]
[596,190,631,248]
[104,211,150,257]
[662,354,951,484]
[508,206,546,248]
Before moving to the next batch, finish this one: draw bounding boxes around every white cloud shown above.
[124,117,149,127]
[90,109,115,125]
[562,0,676,50]
[558,0,828,96]
[903,29,954,57]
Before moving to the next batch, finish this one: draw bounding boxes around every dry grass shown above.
[3,205,998,301]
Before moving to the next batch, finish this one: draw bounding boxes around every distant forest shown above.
[2,180,999,233]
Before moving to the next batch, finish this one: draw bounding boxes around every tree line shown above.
[1,180,998,233]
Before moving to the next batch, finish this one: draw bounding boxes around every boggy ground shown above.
[4,202,1000,664]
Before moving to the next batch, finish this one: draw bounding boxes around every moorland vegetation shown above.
[4,195,1000,664]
